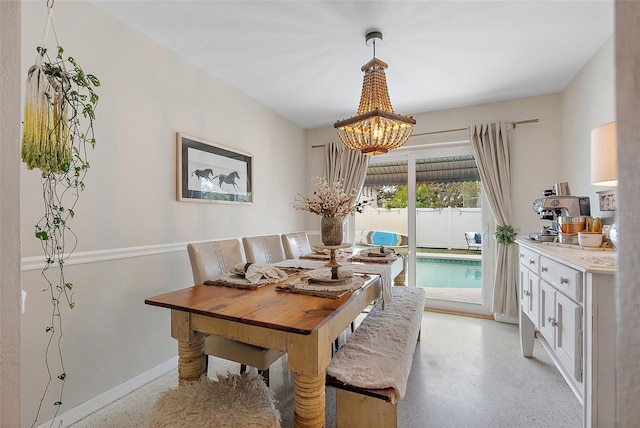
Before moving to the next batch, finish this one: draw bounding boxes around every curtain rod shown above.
[311,118,539,148]
[410,118,539,138]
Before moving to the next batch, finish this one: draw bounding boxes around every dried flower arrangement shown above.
[292,177,359,218]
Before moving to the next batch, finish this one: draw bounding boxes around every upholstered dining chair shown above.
[187,239,284,385]
[281,231,312,259]
[242,234,287,264]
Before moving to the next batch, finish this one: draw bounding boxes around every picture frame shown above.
[177,133,253,203]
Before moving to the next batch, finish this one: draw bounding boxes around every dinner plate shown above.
[308,277,350,285]
[365,252,391,258]
[307,268,354,284]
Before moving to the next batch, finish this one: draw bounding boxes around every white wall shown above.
[19,1,307,425]
[1,1,22,426]
[561,36,616,220]
[306,94,564,237]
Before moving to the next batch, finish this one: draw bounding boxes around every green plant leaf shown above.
[495,225,517,245]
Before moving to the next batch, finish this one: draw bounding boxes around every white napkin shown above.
[232,262,288,284]
[312,247,350,258]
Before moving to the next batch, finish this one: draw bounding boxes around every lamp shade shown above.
[590,121,617,187]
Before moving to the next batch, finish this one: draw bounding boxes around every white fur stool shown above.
[149,372,280,428]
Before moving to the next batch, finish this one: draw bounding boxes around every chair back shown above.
[242,235,286,264]
[187,239,245,284]
[281,232,312,259]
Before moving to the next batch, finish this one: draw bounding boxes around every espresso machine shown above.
[529,183,591,243]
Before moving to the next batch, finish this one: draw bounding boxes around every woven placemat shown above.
[276,274,369,299]
[299,253,330,260]
[350,254,398,264]
[204,267,304,290]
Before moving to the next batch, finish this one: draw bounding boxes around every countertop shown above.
[516,236,616,275]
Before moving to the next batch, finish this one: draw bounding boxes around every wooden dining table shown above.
[145,270,382,428]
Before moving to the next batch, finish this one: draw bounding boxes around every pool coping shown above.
[416,252,481,261]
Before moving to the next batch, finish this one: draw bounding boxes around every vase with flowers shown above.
[292,177,359,245]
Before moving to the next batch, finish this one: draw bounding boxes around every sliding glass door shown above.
[355,141,494,316]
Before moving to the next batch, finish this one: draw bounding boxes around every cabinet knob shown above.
[529,259,535,265]
[520,253,524,258]
[560,277,569,284]
[523,290,530,297]
[547,316,558,327]
[541,266,548,272]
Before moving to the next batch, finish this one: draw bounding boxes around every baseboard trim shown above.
[36,357,178,428]
[424,307,494,320]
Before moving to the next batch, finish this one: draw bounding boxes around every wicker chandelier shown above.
[334,31,416,156]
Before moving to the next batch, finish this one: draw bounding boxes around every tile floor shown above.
[71,311,581,428]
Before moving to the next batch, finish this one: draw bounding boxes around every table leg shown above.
[394,253,407,286]
[177,334,206,385]
[293,372,326,428]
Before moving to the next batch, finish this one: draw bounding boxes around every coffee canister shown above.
[558,216,588,234]
[558,216,588,244]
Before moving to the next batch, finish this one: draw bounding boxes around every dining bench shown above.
[325,286,425,428]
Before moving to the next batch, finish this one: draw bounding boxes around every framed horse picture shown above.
[177,133,253,203]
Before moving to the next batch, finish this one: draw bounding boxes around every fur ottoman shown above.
[149,372,280,428]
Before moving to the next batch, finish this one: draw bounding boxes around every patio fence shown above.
[355,206,482,250]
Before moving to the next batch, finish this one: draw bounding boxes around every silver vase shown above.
[321,216,343,246]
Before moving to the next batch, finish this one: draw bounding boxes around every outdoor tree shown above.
[379,181,481,209]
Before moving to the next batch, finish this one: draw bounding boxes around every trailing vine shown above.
[22,42,99,427]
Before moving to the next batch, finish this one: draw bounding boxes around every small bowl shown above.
[578,232,603,247]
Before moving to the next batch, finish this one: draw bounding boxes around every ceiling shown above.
[90,0,614,130]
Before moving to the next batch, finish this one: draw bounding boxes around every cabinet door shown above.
[519,264,530,311]
[529,272,540,326]
[539,281,556,343]
[555,291,583,383]
[520,267,540,325]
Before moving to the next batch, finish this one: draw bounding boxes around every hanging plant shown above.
[495,224,517,245]
[23,4,100,426]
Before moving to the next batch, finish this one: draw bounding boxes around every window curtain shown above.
[324,141,370,203]
[468,122,519,319]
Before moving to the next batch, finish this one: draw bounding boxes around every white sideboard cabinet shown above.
[516,238,616,427]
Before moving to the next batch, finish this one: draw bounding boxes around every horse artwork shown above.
[212,171,240,191]
[178,133,252,203]
[192,168,214,181]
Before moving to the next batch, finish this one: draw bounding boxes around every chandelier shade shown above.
[334,34,416,156]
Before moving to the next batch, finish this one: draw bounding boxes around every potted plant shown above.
[291,177,360,245]
[22,43,100,425]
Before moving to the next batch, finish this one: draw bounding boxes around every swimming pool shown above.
[416,257,482,288]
